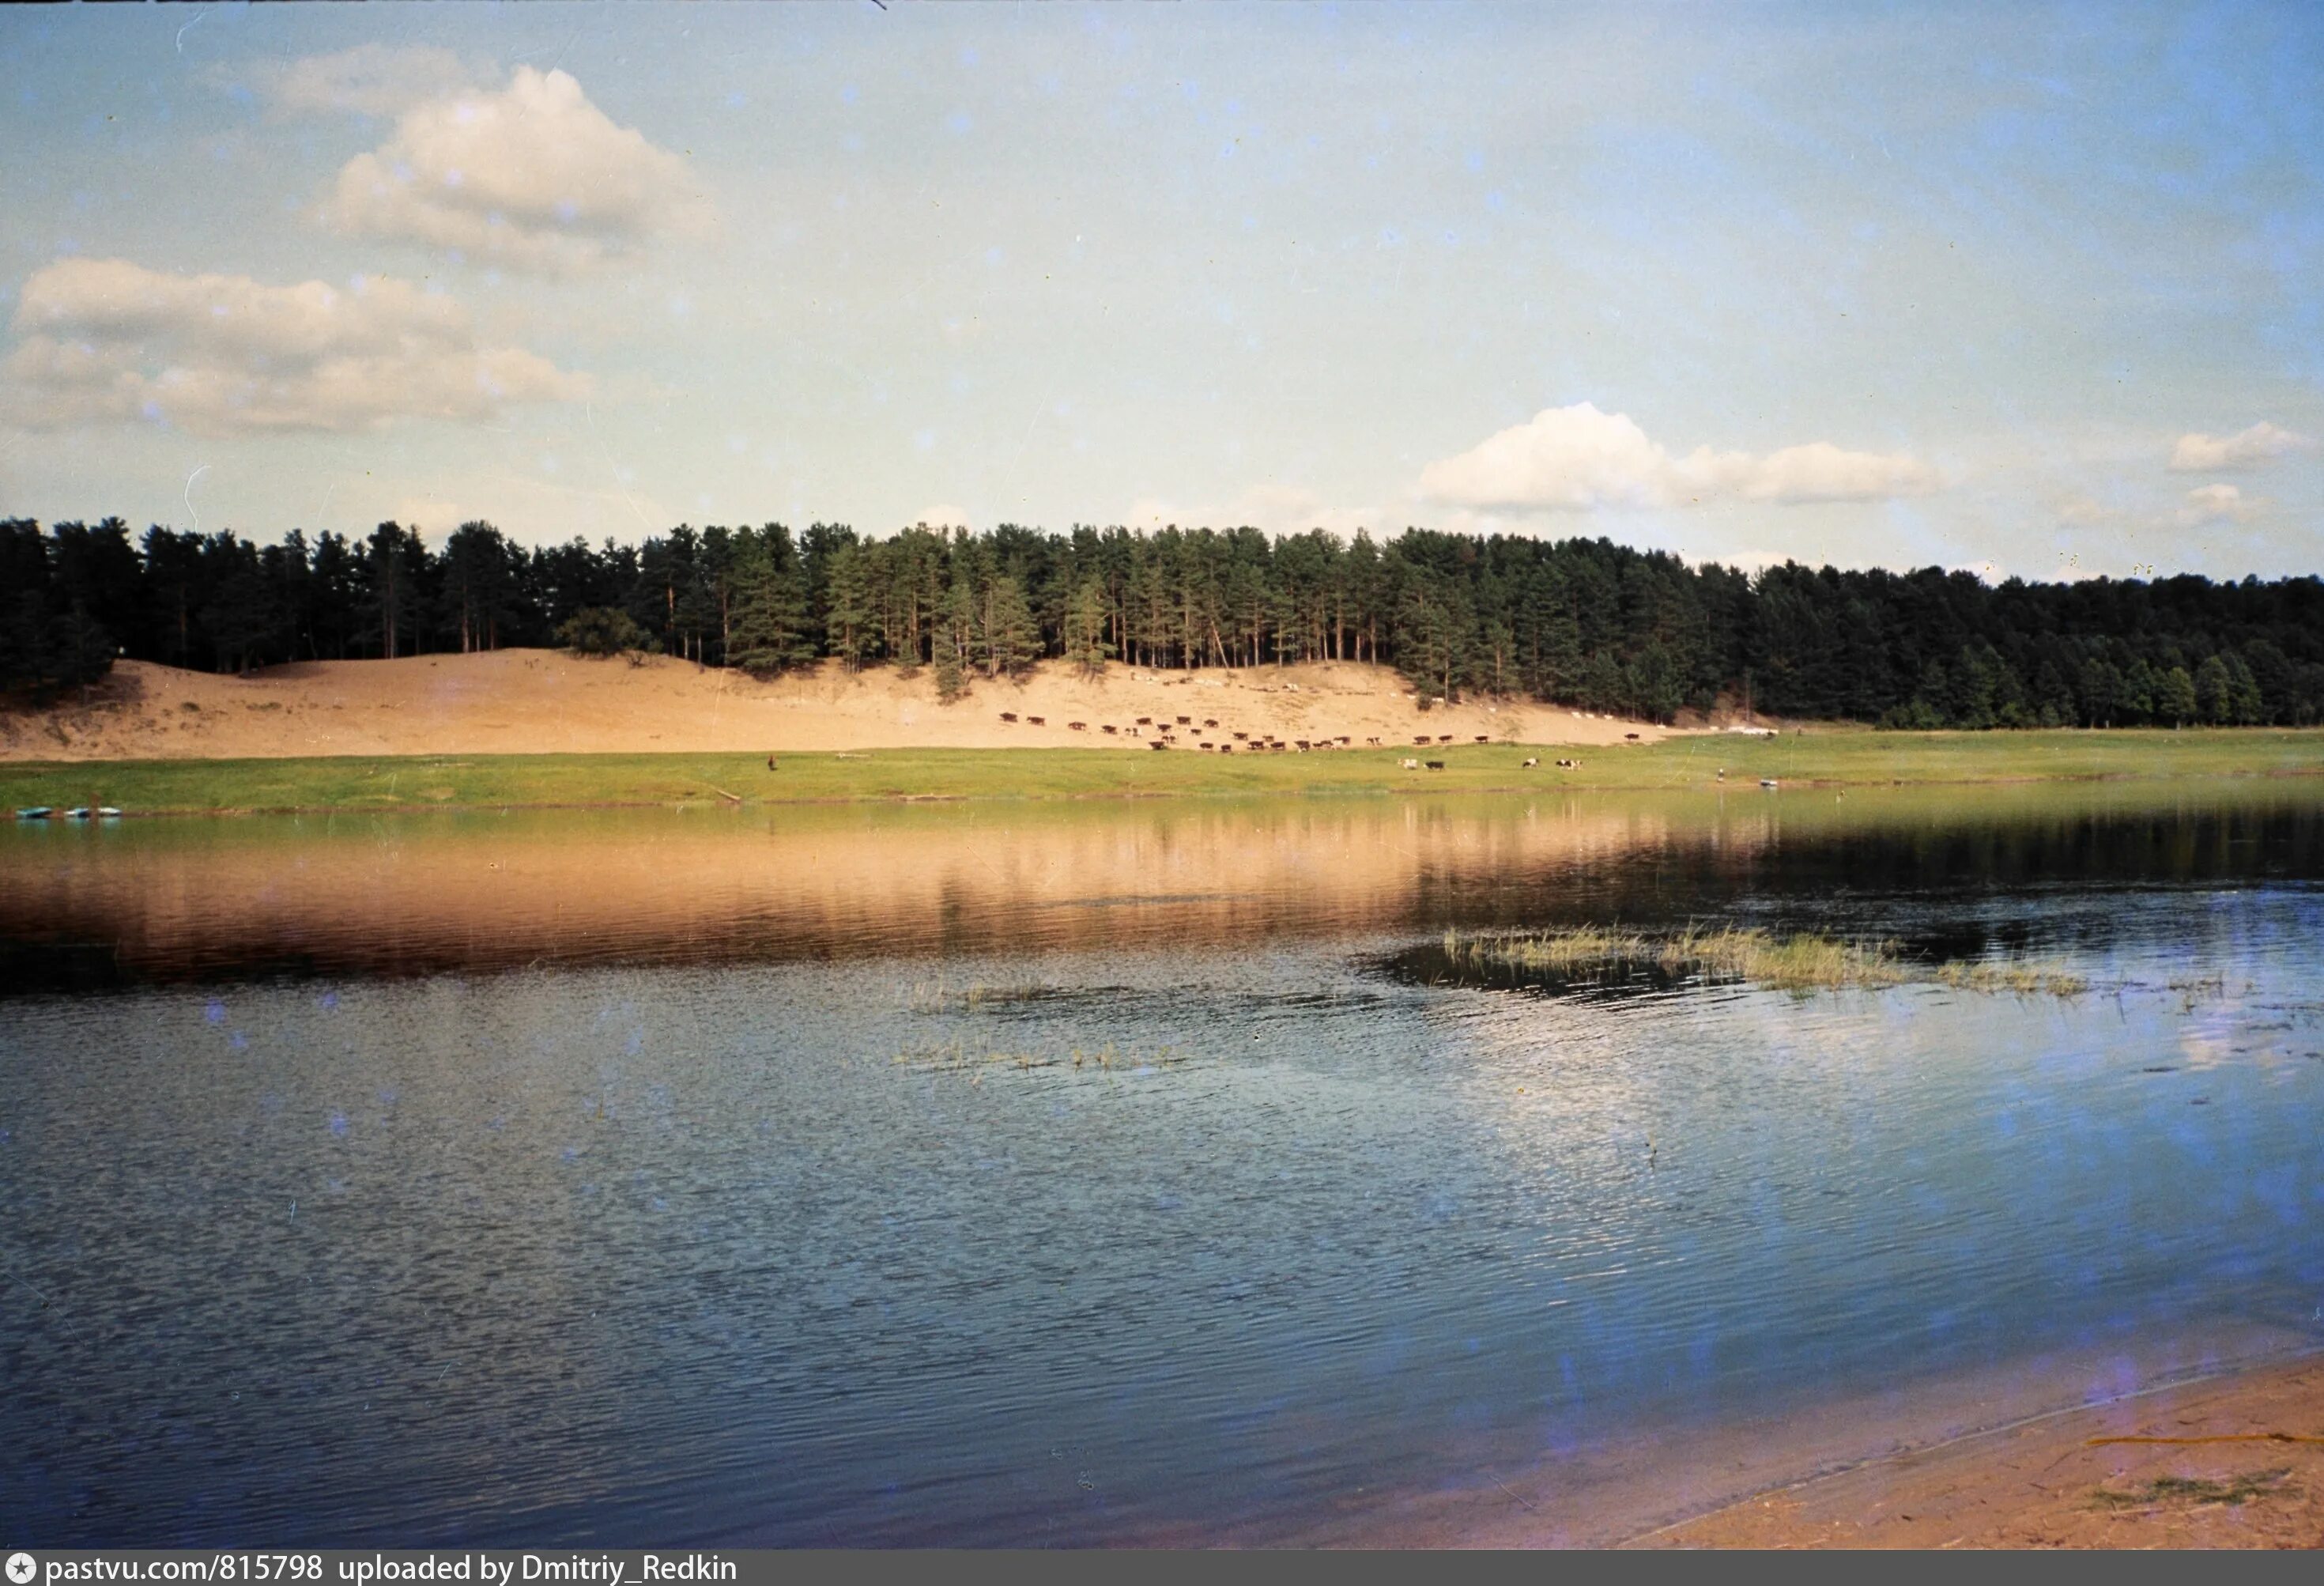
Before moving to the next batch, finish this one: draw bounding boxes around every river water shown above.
[2,783,2321,1544]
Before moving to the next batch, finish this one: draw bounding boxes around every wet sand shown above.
[1628,1350,2324,1548]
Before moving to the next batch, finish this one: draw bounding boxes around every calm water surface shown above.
[2,784,2322,1544]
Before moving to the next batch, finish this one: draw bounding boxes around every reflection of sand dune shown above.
[0,799,1716,984]
[6,780,2319,989]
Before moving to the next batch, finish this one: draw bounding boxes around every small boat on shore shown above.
[97,806,123,819]
[63,807,92,820]
[1760,777,1780,789]
[14,806,52,820]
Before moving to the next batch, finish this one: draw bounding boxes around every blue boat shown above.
[14,806,51,820]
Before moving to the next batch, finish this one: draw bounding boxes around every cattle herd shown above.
[991,710,1583,767]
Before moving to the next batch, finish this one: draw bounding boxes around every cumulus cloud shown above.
[237,43,478,119]
[2176,482,2264,527]
[1416,402,1940,512]
[2167,421,2317,472]
[2,257,591,437]
[326,66,711,273]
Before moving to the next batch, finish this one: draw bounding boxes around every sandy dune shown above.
[1,650,1675,761]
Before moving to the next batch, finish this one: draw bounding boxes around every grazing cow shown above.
[1474,735,1490,744]
[1176,715,1192,725]
[1523,757,1539,768]
[1401,757,1419,769]
[1028,716,1045,726]
[1367,737,1382,746]
[1337,735,1352,745]
[1201,742,1217,752]
[1624,731,1640,742]
[767,755,777,771]
[1233,731,1248,740]
[999,712,1017,723]
[1150,739,1169,751]
[1202,718,1218,728]
[1295,739,1310,750]
[1136,716,1153,725]
[1069,721,1087,731]
[1414,735,1432,746]
[1271,742,1288,752]
[1439,734,1454,744]
[1425,760,1445,771]
[1102,724,1118,734]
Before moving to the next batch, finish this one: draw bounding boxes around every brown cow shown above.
[999,712,1017,723]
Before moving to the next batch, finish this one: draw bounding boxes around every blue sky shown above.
[2,1,2318,578]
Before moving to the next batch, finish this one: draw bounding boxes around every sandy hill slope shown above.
[1,650,1674,761]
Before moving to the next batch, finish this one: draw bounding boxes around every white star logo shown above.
[6,1554,36,1586]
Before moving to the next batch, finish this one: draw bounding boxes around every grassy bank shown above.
[2,727,2321,815]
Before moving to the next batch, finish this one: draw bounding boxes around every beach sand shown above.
[1,650,1670,761]
[1632,1351,2324,1549]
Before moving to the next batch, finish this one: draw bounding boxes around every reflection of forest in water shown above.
[2,780,2321,991]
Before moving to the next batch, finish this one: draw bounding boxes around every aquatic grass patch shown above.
[1439,923,1911,994]
[904,976,1058,1014]
[1417,925,2091,999]
[1931,959,2091,998]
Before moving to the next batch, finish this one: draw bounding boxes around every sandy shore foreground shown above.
[1,650,1670,761]
[1636,1353,2324,1549]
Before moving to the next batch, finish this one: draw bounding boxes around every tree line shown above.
[5,514,2322,728]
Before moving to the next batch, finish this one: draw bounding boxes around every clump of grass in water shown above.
[1442,926,2086,998]
[1444,924,1908,992]
[2088,1469,2292,1510]
[1932,959,2091,998]
[904,977,1052,1014]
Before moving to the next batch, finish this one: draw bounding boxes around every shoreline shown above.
[1624,1347,2324,1549]
[1237,1331,2324,1550]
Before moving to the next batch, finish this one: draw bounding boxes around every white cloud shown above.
[2176,482,2264,526]
[2167,421,2317,472]
[237,43,479,119]
[2,257,591,437]
[1416,402,1940,512]
[326,66,712,273]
